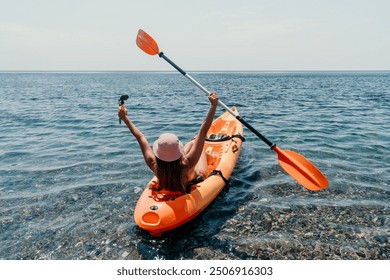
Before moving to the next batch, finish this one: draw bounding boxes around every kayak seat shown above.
[148,176,205,198]
[185,175,205,193]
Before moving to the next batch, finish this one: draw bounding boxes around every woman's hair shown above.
[155,157,186,193]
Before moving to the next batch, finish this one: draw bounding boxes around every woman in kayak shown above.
[118,92,219,193]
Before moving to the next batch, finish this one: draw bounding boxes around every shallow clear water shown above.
[0,71,389,259]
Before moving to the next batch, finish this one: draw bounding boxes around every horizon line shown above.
[1,69,390,73]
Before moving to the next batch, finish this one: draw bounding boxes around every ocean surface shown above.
[0,71,389,260]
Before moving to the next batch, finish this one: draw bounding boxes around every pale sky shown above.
[1,0,389,71]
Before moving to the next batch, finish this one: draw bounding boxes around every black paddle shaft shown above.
[159,52,186,75]
[236,116,274,148]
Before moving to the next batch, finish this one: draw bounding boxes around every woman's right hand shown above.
[208,91,219,107]
[118,105,129,122]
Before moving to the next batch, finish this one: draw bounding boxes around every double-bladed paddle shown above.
[136,29,329,191]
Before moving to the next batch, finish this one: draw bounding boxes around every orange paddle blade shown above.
[273,146,329,191]
[136,29,160,55]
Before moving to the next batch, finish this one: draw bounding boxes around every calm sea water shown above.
[0,71,389,260]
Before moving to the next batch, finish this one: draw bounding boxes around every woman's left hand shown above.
[118,105,128,122]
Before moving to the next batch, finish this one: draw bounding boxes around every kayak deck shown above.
[134,106,244,235]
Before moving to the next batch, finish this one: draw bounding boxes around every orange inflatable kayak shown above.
[134,107,244,236]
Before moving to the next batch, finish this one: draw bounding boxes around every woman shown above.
[118,92,219,193]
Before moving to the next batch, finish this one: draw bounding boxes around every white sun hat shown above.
[153,133,184,162]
